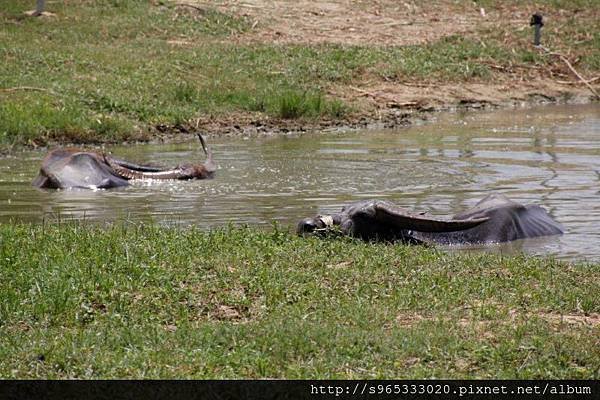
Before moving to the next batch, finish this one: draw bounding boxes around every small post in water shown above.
[530,12,543,46]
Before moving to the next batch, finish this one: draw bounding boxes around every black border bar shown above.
[0,380,597,400]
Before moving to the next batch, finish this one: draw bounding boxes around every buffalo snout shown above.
[296,217,322,236]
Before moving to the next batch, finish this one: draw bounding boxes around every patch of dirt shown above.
[326,260,353,270]
[203,0,483,46]
[402,357,421,368]
[393,309,600,330]
[214,304,243,321]
[539,312,600,328]
[395,312,428,328]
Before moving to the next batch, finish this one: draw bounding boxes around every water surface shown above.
[1,104,599,261]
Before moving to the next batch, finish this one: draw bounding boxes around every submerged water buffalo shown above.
[297,194,564,245]
[32,135,215,189]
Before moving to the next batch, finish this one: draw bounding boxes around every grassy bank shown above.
[1,0,599,146]
[0,223,598,378]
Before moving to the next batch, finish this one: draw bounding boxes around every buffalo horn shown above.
[372,202,489,233]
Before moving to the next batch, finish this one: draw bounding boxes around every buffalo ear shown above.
[353,201,489,233]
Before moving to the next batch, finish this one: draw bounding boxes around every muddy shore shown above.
[151,90,595,145]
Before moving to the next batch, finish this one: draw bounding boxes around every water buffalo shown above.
[32,135,215,189]
[297,194,564,245]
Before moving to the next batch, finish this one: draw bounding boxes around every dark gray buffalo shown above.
[33,135,215,189]
[297,194,564,245]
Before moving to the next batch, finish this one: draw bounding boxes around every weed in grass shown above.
[327,99,349,118]
[87,93,131,115]
[173,82,199,103]
[276,91,313,119]
[273,90,346,119]
[88,116,134,141]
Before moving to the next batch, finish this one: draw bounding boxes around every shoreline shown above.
[189,90,595,139]
[10,89,595,153]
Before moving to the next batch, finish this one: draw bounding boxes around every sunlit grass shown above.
[0,223,598,378]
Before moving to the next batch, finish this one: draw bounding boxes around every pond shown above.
[1,104,599,261]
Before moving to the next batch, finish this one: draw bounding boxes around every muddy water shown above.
[1,104,599,261]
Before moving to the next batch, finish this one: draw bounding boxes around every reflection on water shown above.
[1,104,599,261]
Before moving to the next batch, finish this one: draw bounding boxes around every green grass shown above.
[2,1,598,146]
[0,223,598,378]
